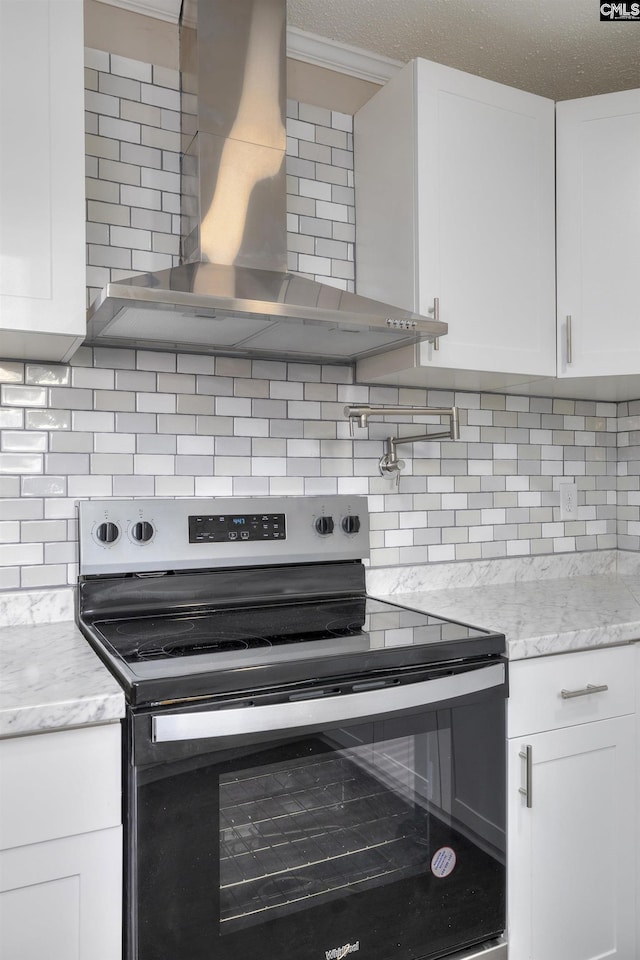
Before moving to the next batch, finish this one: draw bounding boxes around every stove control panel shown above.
[189,513,285,543]
[78,496,369,576]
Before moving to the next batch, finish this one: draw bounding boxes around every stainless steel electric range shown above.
[76,495,508,960]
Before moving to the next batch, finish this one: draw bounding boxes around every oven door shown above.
[127,660,507,960]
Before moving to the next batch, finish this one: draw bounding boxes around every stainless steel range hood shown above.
[85,0,447,363]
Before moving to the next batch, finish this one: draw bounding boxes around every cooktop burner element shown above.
[134,635,255,661]
[76,496,505,707]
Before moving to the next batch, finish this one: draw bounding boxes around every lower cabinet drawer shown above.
[508,644,635,738]
[0,724,121,851]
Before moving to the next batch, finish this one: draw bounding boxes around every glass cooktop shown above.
[94,596,491,663]
[84,595,504,706]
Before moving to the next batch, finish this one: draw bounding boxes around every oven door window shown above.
[133,693,505,960]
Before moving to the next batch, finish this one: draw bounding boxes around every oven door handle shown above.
[151,662,506,744]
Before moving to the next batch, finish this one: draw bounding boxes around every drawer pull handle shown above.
[519,745,532,808]
[560,683,609,700]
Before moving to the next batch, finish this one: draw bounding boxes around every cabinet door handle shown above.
[429,297,440,350]
[519,745,532,808]
[566,315,572,365]
[560,682,608,700]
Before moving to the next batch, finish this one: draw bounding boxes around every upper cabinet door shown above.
[557,89,640,379]
[0,0,86,361]
[354,58,556,383]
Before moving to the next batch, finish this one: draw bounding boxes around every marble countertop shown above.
[0,620,125,738]
[373,573,640,659]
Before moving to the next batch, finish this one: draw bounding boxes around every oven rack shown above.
[219,753,431,928]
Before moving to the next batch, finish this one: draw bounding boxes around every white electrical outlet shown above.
[560,482,578,520]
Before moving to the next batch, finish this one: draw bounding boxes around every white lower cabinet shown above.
[0,828,122,960]
[0,724,122,960]
[507,646,637,960]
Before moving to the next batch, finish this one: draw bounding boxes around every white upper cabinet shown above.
[556,88,640,380]
[0,0,86,362]
[354,58,556,390]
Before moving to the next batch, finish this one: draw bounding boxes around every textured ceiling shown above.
[287,0,640,101]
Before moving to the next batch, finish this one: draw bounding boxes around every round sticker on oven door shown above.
[431,846,456,878]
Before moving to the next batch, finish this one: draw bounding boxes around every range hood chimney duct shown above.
[85,0,448,363]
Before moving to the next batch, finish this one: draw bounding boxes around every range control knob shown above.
[342,515,361,535]
[131,520,154,543]
[314,515,335,536]
[95,521,119,544]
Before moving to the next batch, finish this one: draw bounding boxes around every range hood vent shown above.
[85,0,447,363]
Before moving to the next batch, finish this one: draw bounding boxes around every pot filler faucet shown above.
[344,404,459,481]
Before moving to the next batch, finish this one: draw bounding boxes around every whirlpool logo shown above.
[600,2,640,19]
[325,942,360,960]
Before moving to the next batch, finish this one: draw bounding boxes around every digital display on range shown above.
[189,513,286,543]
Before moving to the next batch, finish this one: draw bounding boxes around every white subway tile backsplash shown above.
[0,454,42,474]
[157,414,195,434]
[215,456,251,476]
[88,244,132,269]
[99,114,141,143]
[194,476,234,497]
[177,436,215,455]
[91,453,133,474]
[137,392,176,413]
[0,500,43,522]
[152,64,179,89]
[298,178,333,201]
[2,386,47,407]
[0,364,24,385]
[315,199,349,222]
[113,475,154,497]
[233,418,269,438]
[315,126,348,149]
[215,396,252,417]
[86,89,120,117]
[0,542,44,567]
[299,141,332,165]
[132,454,174,475]
[0,521,20,543]
[141,167,180,192]
[94,433,135,453]
[195,415,234,436]
[138,435,175,455]
[21,477,66,498]
[251,457,287,476]
[0,478,20,499]
[155,476,195,497]
[110,53,152,82]
[152,233,180,256]
[176,455,214,476]
[20,519,67,543]
[141,125,181,152]
[234,378,270,399]
[141,82,180,111]
[177,395,215,415]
